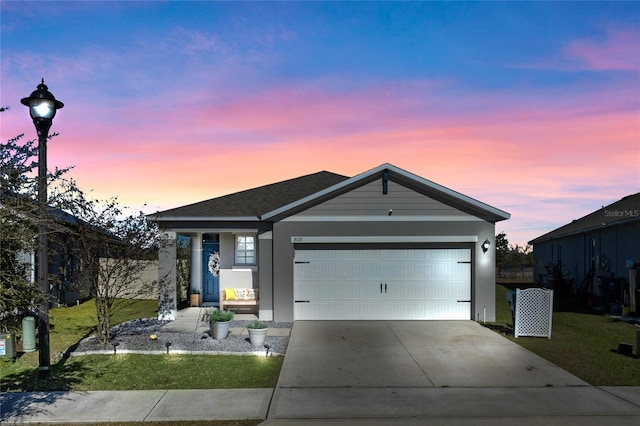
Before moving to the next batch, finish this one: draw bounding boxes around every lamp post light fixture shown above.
[21,79,64,378]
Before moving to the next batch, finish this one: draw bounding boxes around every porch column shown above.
[190,233,203,293]
[258,231,273,321]
[158,231,177,320]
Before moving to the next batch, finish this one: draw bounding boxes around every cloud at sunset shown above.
[563,28,640,71]
[2,2,638,246]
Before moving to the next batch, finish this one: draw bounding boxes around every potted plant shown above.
[189,289,201,307]
[208,309,234,339]
[247,320,269,346]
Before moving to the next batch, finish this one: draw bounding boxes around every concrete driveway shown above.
[265,321,640,424]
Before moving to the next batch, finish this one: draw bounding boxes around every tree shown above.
[0,107,70,332]
[176,237,191,305]
[2,107,159,343]
[0,186,41,331]
[59,185,159,344]
[495,232,533,279]
[495,232,509,267]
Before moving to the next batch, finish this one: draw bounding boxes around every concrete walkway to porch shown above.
[160,307,292,338]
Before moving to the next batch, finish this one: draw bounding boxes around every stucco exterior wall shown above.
[98,259,159,300]
[219,233,235,269]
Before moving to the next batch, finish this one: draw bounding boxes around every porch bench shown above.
[220,288,259,313]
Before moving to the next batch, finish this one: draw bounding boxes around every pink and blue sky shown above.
[1,1,638,246]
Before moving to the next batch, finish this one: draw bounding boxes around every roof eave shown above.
[529,215,640,245]
[148,215,260,222]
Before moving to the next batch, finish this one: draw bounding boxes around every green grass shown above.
[50,299,160,353]
[2,354,283,392]
[1,299,158,383]
[490,284,640,386]
[1,300,282,392]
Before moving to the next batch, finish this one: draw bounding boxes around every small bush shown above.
[207,309,234,322]
[247,320,268,329]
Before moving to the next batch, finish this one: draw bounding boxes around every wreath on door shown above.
[208,251,220,277]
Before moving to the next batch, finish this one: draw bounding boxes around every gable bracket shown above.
[382,169,389,195]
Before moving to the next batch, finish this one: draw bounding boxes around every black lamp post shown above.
[21,79,64,378]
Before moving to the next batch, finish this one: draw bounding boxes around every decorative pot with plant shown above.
[208,309,235,340]
[247,320,269,346]
[189,289,201,307]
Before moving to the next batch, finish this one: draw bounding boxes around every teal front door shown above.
[202,241,220,305]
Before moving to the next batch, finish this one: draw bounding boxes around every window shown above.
[235,235,256,265]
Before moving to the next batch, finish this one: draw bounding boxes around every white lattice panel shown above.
[514,288,553,338]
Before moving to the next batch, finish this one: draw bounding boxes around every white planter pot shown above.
[248,328,268,346]
[210,321,231,340]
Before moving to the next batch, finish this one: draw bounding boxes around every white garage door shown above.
[294,249,471,320]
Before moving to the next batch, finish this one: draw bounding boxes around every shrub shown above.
[207,309,234,322]
[247,320,268,329]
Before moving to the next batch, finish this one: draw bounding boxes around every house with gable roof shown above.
[529,193,640,304]
[150,163,510,322]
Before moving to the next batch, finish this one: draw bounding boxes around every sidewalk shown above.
[2,386,640,424]
[1,389,272,423]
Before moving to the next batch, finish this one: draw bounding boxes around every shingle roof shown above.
[529,192,640,244]
[151,171,349,219]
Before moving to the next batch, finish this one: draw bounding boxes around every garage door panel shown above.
[294,249,471,320]
[425,301,467,319]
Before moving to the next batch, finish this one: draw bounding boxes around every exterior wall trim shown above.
[148,216,259,222]
[283,215,483,222]
[171,228,260,234]
[291,235,479,243]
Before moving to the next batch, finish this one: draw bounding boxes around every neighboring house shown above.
[529,193,640,297]
[1,195,117,306]
[26,208,104,306]
[150,163,510,322]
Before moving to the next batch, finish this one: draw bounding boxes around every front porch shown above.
[157,229,270,321]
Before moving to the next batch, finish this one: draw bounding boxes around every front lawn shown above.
[490,284,640,386]
[4,291,638,390]
[2,353,283,392]
[0,300,282,392]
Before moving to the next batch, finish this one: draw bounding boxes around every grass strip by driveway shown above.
[490,284,640,386]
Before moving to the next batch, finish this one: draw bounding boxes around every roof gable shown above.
[263,163,510,223]
[529,192,640,244]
